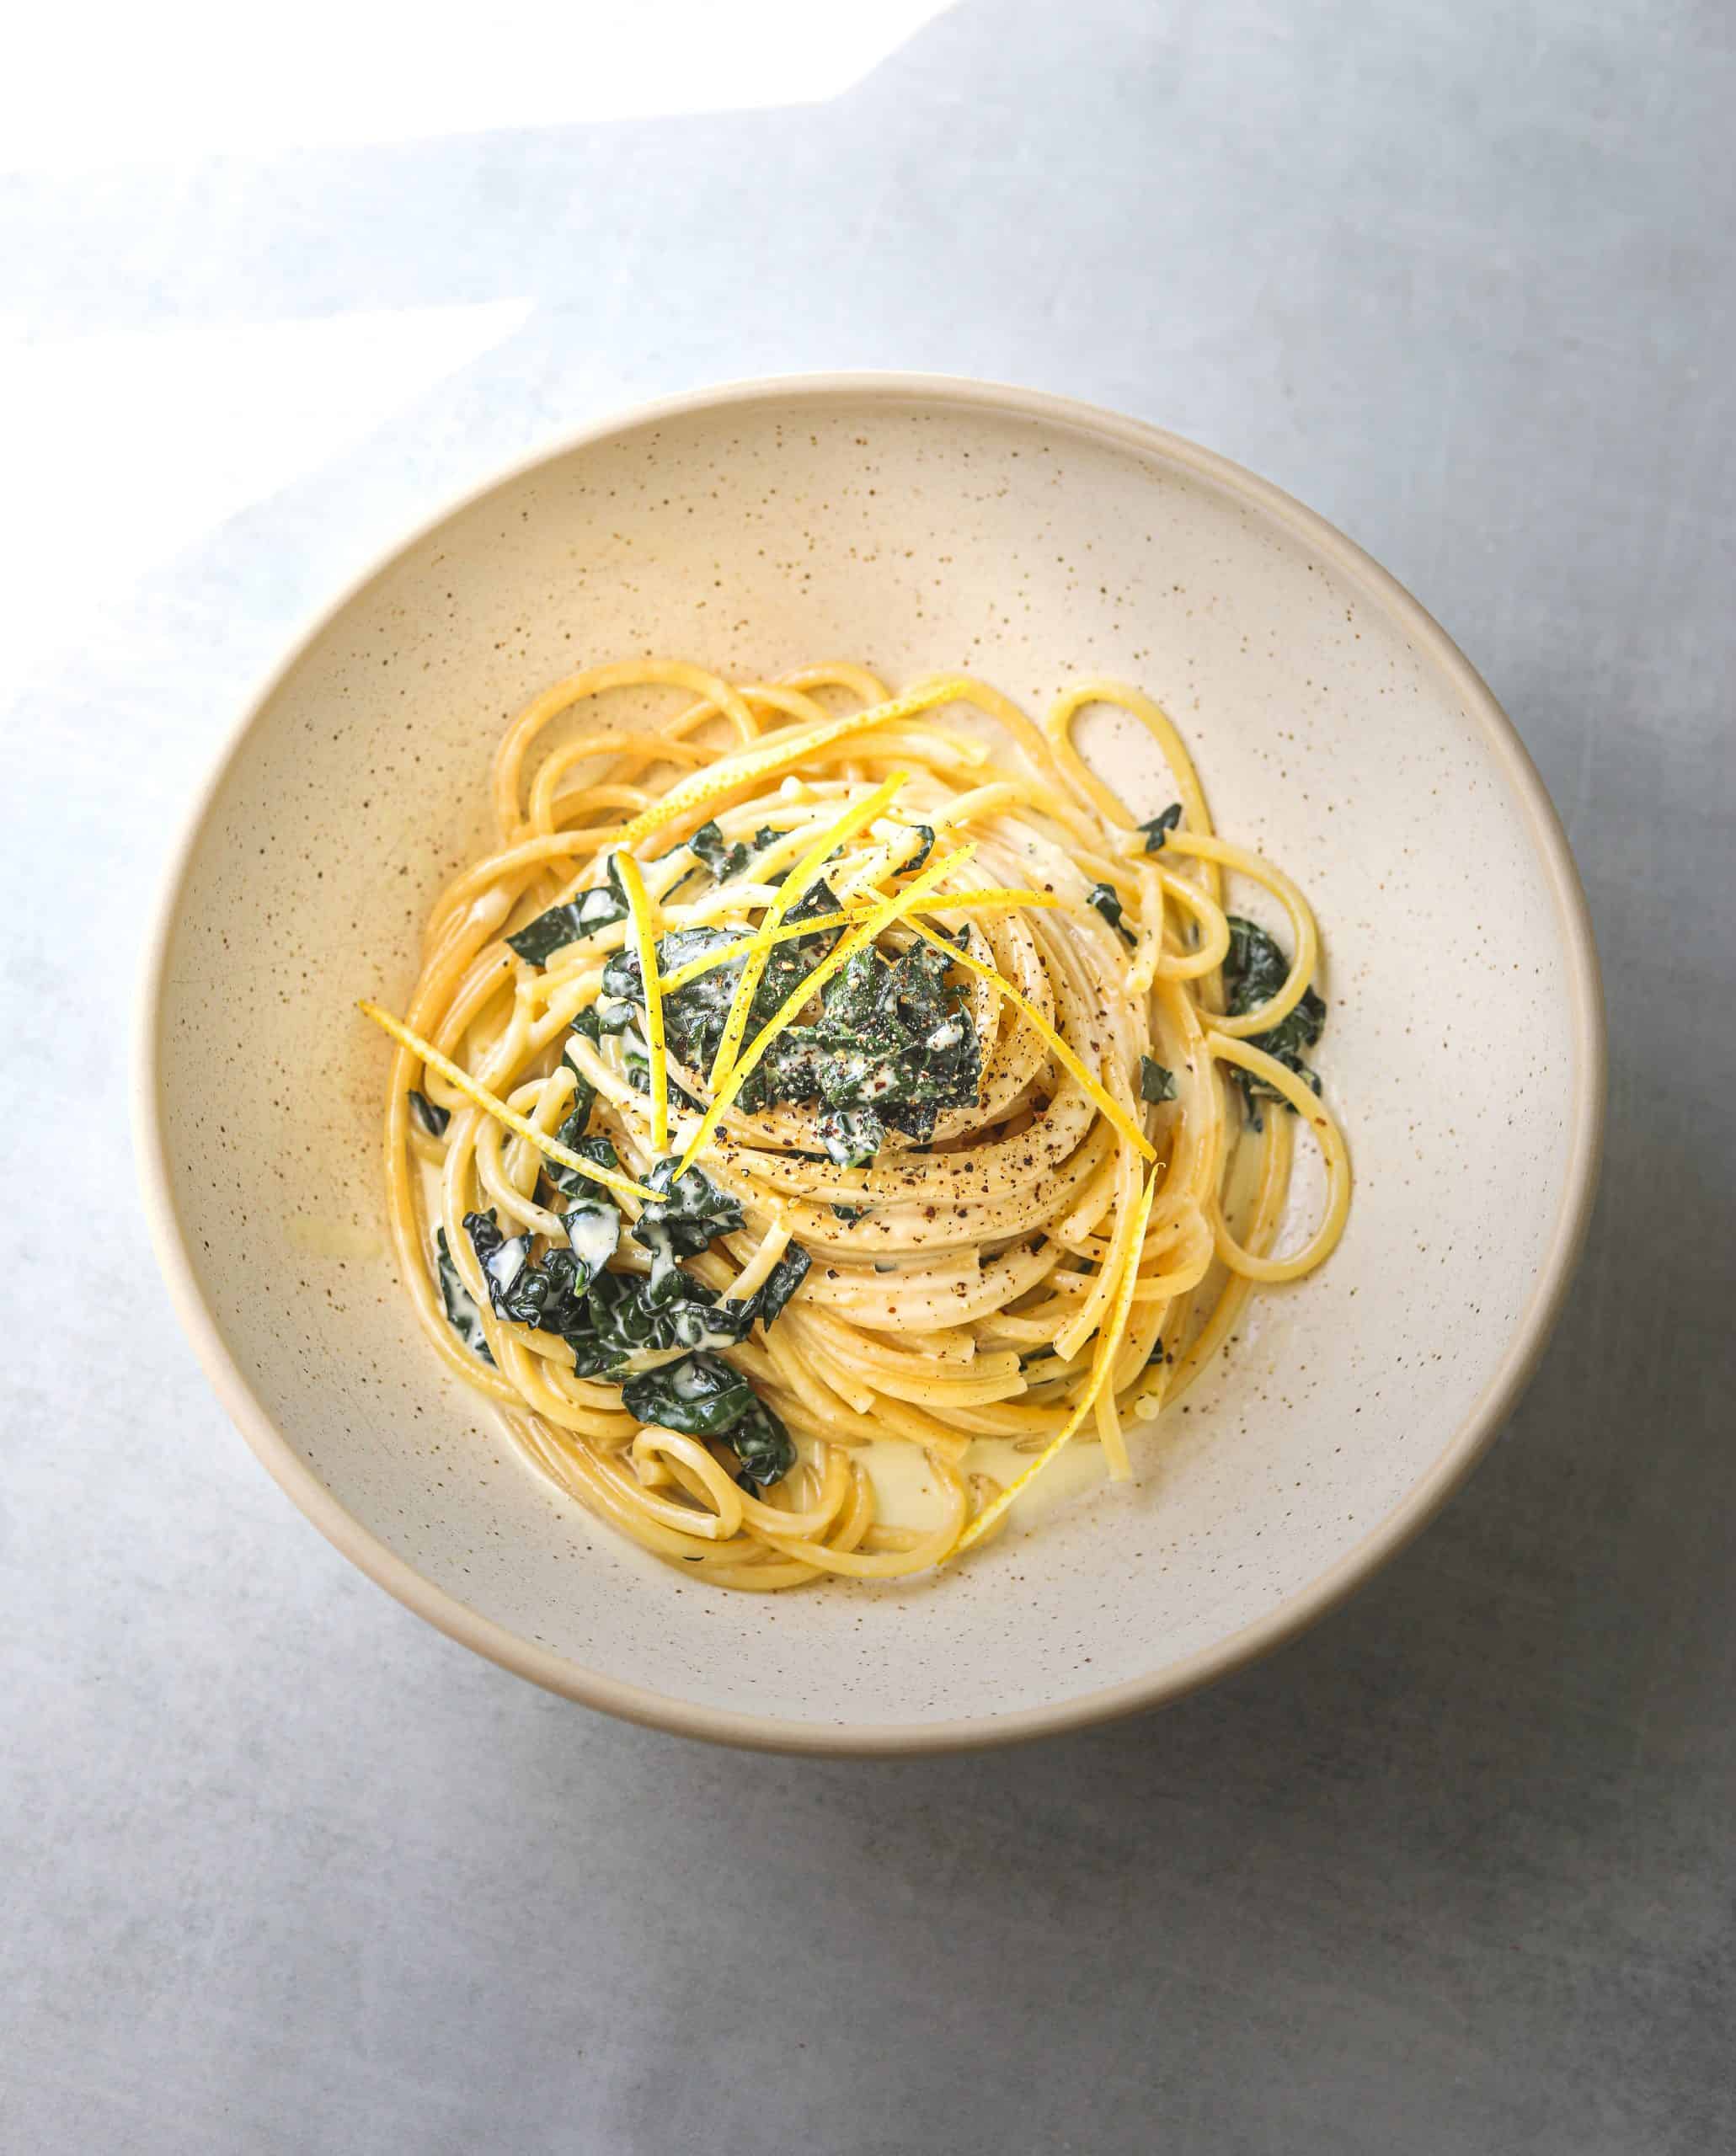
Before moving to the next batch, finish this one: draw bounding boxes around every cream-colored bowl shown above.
[136,376,1603,1753]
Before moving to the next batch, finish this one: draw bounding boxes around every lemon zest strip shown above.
[953,1162,1160,1552]
[612,852,669,1152]
[360,1001,659,1204]
[610,679,968,849]
[655,889,1063,995]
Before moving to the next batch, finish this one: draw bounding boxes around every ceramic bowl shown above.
[136,376,1603,1753]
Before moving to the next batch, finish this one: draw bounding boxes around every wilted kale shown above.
[435,1229,494,1364]
[1087,881,1135,944]
[600,888,843,1105]
[727,1399,798,1489]
[558,1269,755,1376]
[753,1243,810,1328]
[748,933,978,1161]
[1137,803,1183,853]
[688,819,750,881]
[816,1106,885,1167]
[632,1158,746,1303]
[830,1202,868,1224]
[619,1350,797,1488]
[596,877,977,1166]
[621,1350,754,1436]
[1221,915,1327,1129]
[408,1088,449,1138]
[505,854,630,965]
[1138,1055,1177,1103]
[463,1209,609,1335]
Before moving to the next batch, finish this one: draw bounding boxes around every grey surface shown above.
[4,2,1734,2150]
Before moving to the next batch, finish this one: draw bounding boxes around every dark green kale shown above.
[755,934,981,1155]
[435,1229,494,1364]
[1138,1054,1177,1103]
[559,1271,755,1375]
[621,1350,754,1437]
[601,892,843,1107]
[728,1399,798,1489]
[1087,881,1135,944]
[463,1209,607,1335]
[1221,915,1327,1129]
[830,1202,868,1224]
[555,1191,621,1280]
[605,926,740,1079]
[544,1126,618,1203]
[595,879,976,1166]
[817,1106,884,1166]
[631,1158,746,1303]
[1137,803,1183,853]
[408,1088,449,1138]
[752,1242,810,1328]
[505,855,630,965]
[689,819,750,881]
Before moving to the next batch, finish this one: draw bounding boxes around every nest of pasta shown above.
[366,660,1349,1590]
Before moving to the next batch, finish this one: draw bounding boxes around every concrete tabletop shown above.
[4,2,1733,2148]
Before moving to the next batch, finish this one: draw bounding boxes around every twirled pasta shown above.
[366,662,1350,1589]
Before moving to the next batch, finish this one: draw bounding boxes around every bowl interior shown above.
[147,382,1592,1742]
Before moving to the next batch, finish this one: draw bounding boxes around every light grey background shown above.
[4,2,1733,2150]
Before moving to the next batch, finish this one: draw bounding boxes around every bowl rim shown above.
[134,369,1606,1756]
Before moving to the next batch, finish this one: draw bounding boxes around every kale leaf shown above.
[592,878,978,1166]
[408,1088,449,1138]
[1138,1054,1177,1103]
[435,1229,494,1364]
[631,1158,746,1303]
[817,1105,885,1166]
[505,855,630,965]
[557,1193,621,1280]
[830,1202,868,1224]
[1221,915,1327,1128]
[601,894,842,1105]
[543,1127,618,1201]
[620,1351,797,1489]
[729,1399,798,1489]
[752,1242,810,1329]
[463,1209,604,1335]
[752,935,981,1156]
[689,819,750,882]
[1137,803,1183,853]
[1087,881,1135,944]
[560,1270,755,1375]
[621,1350,754,1437]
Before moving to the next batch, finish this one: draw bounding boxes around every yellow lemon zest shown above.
[610,679,969,849]
[654,889,1063,995]
[953,1161,1160,1552]
[360,1001,659,1204]
[612,851,669,1151]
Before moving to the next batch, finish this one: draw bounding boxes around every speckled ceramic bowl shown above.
[136,376,1603,1753]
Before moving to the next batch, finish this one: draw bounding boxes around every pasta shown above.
[364,661,1350,1590]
